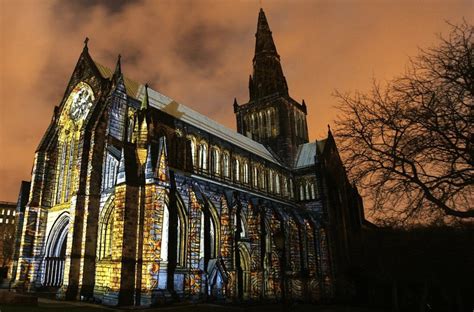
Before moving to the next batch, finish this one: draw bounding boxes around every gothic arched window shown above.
[234,158,240,182]
[222,151,230,178]
[212,147,220,175]
[188,136,197,167]
[310,182,316,199]
[243,161,249,184]
[275,174,281,194]
[268,170,274,193]
[300,183,305,201]
[282,177,288,197]
[258,168,266,190]
[55,144,67,205]
[98,202,114,260]
[198,142,208,170]
[266,109,272,137]
[252,165,258,188]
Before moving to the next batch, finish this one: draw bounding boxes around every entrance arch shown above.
[237,243,251,300]
[42,212,69,287]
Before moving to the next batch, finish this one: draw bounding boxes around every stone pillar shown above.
[183,187,202,299]
[247,202,262,300]
[77,117,107,299]
[139,182,167,305]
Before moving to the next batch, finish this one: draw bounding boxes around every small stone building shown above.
[12,9,365,306]
[0,200,17,279]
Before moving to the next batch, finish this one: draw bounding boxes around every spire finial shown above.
[141,83,149,110]
[114,54,122,76]
[84,37,89,50]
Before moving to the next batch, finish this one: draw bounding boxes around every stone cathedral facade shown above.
[12,9,365,306]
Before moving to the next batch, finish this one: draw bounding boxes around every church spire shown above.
[250,8,288,100]
[255,8,278,57]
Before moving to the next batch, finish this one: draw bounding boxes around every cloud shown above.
[0,0,471,201]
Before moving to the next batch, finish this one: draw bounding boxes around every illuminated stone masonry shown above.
[12,8,365,306]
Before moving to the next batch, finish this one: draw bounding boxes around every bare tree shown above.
[335,21,473,224]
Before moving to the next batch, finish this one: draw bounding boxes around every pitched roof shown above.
[94,61,142,98]
[142,87,282,165]
[294,142,317,169]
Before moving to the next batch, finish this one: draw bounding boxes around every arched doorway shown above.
[237,243,251,300]
[42,212,69,287]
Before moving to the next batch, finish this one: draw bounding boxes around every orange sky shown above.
[0,0,472,202]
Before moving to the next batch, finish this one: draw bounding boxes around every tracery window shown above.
[300,184,305,200]
[55,145,67,205]
[55,133,78,205]
[305,183,310,200]
[64,138,75,201]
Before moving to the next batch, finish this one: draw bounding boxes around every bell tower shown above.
[234,8,309,166]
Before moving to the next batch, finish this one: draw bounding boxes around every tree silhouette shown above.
[335,21,473,224]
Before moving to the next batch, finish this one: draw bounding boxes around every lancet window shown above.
[198,142,208,170]
[243,161,249,184]
[98,202,114,260]
[234,158,241,182]
[275,174,281,194]
[102,153,119,191]
[211,147,221,175]
[222,152,230,178]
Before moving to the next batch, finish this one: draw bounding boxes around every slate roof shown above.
[294,142,317,169]
[93,61,283,166]
[143,87,282,165]
[94,62,142,98]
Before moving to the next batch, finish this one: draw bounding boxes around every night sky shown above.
[0,0,472,202]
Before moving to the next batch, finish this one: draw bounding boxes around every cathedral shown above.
[12,9,365,306]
